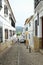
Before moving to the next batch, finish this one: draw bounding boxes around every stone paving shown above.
[0,43,43,65]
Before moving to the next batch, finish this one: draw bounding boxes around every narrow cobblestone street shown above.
[0,43,43,65]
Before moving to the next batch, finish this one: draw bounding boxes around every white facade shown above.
[0,0,16,43]
[28,17,34,48]
[34,1,43,38]
[33,0,43,50]
[24,16,34,48]
[24,23,28,40]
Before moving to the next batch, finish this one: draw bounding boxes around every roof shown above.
[24,15,33,25]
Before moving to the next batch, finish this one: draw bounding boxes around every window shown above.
[13,31,15,35]
[11,17,15,28]
[10,30,12,37]
[0,0,2,10]
[29,34,30,39]
[29,22,31,26]
[9,14,11,19]
[37,13,39,25]
[4,5,8,16]
[0,28,3,42]
[35,20,37,36]
[5,29,8,39]
[26,27,28,31]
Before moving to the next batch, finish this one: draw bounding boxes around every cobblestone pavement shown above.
[0,43,43,65]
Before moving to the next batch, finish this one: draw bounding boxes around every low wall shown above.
[0,40,14,52]
[34,36,42,51]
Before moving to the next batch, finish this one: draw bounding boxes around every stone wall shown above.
[0,40,13,52]
[34,36,42,51]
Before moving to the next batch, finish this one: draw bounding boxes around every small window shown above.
[37,13,39,25]
[13,31,15,35]
[26,27,28,31]
[29,22,31,26]
[9,14,11,19]
[5,29,8,39]
[4,5,8,16]
[35,20,37,36]
[10,30,12,37]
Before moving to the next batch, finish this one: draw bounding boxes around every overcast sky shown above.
[9,0,34,27]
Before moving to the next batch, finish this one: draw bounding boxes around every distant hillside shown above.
[16,26,23,33]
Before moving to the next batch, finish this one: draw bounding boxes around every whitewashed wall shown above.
[28,18,34,48]
[0,0,11,24]
[34,2,43,38]
[0,0,16,42]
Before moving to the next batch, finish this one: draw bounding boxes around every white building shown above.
[28,16,34,50]
[24,16,34,49]
[0,0,16,51]
[24,18,29,41]
[33,0,43,51]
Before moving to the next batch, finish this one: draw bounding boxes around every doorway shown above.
[42,17,43,48]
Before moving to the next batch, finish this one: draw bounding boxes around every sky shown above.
[9,0,34,27]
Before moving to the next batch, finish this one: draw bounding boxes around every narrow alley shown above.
[0,0,43,65]
[0,43,43,65]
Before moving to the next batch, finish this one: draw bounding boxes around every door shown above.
[0,28,3,42]
[42,17,43,48]
[5,29,8,39]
